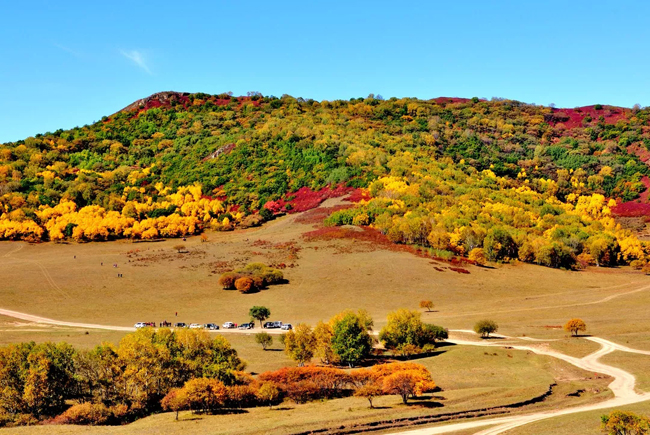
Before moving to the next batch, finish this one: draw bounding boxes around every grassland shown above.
[1,199,649,346]
[1,198,650,433]
[0,344,612,435]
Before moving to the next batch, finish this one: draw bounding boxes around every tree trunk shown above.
[402,394,408,404]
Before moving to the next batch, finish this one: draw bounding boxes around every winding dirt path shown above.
[393,336,650,435]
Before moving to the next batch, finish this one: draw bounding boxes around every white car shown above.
[280,324,293,330]
[189,323,203,329]
[222,322,236,329]
[134,322,147,329]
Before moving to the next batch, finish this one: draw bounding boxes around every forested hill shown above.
[2,92,650,269]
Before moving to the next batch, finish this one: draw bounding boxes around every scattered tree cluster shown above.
[219,263,285,293]
[258,362,436,406]
[283,310,374,367]
[0,329,243,427]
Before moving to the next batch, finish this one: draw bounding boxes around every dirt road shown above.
[393,336,650,435]
[0,308,288,334]
[0,306,648,434]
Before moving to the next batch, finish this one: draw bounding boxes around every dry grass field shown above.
[0,344,612,435]
[1,197,650,433]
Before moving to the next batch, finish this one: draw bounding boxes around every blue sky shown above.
[2,0,649,143]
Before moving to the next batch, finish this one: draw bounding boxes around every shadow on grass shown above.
[272,407,295,411]
[411,401,444,409]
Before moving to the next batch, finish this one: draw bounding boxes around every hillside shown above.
[2,92,650,269]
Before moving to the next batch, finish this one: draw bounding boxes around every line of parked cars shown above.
[134,321,292,330]
[264,321,293,330]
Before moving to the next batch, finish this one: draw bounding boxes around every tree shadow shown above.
[481,336,505,340]
[410,400,444,408]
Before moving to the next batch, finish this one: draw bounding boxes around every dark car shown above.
[263,322,275,329]
[204,323,219,330]
[173,322,187,328]
[238,323,254,330]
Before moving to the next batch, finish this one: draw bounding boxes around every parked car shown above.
[134,322,147,329]
[272,321,283,328]
[222,322,236,329]
[280,323,293,330]
[189,323,203,329]
[204,323,219,330]
[263,321,275,329]
[238,323,254,330]
[174,322,187,328]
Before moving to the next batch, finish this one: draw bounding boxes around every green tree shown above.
[255,332,273,350]
[249,306,271,328]
[331,312,373,367]
[474,319,499,338]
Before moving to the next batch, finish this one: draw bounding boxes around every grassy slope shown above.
[0,345,612,435]
[0,199,649,348]
[1,199,649,433]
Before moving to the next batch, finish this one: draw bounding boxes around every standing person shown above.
[175,311,178,317]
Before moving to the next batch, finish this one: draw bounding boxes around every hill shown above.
[2,92,650,269]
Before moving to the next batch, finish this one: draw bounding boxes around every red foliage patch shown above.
[264,185,360,215]
[547,105,629,129]
[611,176,650,218]
[431,97,474,105]
[294,205,354,225]
[344,188,371,203]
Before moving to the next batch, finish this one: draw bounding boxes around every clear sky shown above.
[2,0,650,143]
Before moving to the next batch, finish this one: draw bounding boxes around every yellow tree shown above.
[564,318,586,337]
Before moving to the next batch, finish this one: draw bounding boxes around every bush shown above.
[225,385,257,409]
[56,403,111,425]
[235,277,255,293]
[474,319,498,338]
[219,272,240,289]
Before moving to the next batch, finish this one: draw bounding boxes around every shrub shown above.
[474,319,498,338]
[234,277,255,293]
[225,385,257,409]
[56,402,112,425]
[255,382,281,408]
[218,272,240,289]
[255,332,273,350]
[601,410,650,434]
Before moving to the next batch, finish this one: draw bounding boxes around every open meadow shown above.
[1,197,650,433]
